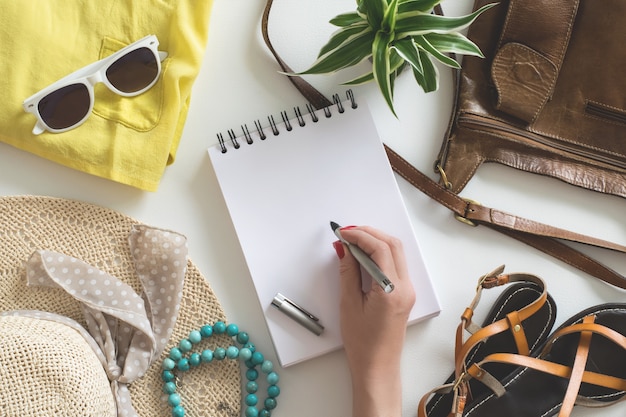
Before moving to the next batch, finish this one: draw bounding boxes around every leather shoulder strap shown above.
[261,0,626,290]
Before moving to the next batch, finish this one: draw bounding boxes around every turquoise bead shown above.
[162,370,175,382]
[168,393,181,407]
[179,339,192,353]
[214,347,226,360]
[169,347,183,361]
[267,385,280,398]
[201,349,213,363]
[162,358,176,371]
[163,381,177,394]
[237,331,249,344]
[245,406,259,417]
[213,321,226,334]
[266,372,279,385]
[200,324,213,338]
[261,360,273,374]
[188,330,202,344]
[172,405,185,417]
[245,393,258,406]
[226,323,239,336]
[246,381,258,394]
[226,346,239,359]
[239,347,252,361]
[189,352,201,366]
[251,351,264,365]
[177,358,190,372]
[246,368,259,381]
[161,322,278,416]
[264,397,277,410]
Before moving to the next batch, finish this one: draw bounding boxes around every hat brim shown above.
[0,195,241,416]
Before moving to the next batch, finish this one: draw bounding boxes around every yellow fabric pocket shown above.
[93,37,167,132]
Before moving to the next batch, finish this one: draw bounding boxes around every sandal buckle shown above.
[476,265,506,290]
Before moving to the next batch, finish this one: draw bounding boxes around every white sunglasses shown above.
[23,34,168,135]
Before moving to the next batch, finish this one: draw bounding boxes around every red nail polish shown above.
[340,225,357,231]
[332,240,345,259]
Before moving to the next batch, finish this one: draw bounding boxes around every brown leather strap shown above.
[454,270,549,377]
[386,145,626,289]
[261,0,333,110]
[261,0,626,290]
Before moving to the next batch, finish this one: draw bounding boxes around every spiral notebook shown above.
[207,92,440,367]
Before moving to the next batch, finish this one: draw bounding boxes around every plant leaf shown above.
[359,0,388,31]
[398,0,441,14]
[318,23,370,57]
[300,29,375,74]
[382,0,400,32]
[423,32,484,57]
[395,3,498,36]
[392,38,423,75]
[330,12,366,27]
[413,49,438,92]
[343,49,404,85]
[413,35,461,68]
[343,71,375,85]
[372,30,397,116]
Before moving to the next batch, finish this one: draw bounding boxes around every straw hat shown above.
[0,196,240,417]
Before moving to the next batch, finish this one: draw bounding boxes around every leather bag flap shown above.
[491,0,580,123]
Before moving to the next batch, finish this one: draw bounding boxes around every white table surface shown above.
[1,1,624,416]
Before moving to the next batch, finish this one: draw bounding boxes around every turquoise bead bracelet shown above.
[161,322,280,417]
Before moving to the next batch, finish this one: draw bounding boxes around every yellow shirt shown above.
[0,0,213,191]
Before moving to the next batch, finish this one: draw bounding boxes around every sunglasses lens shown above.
[106,47,159,93]
[38,83,90,130]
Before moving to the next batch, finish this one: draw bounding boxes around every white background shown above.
[1,1,624,416]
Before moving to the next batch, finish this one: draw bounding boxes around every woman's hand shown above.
[333,225,416,417]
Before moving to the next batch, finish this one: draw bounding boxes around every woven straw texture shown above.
[0,195,241,417]
[0,315,117,416]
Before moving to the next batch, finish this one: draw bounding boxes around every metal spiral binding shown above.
[217,90,357,153]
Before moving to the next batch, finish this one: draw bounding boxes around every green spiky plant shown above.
[297,0,496,116]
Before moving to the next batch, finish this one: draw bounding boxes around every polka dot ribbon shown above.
[19,225,188,417]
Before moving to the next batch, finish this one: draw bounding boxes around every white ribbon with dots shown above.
[9,225,188,417]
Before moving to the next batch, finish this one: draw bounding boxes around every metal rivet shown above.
[514,324,521,332]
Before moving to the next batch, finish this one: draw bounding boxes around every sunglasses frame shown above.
[23,34,168,135]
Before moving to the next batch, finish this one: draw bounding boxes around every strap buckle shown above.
[455,198,481,227]
[452,371,468,391]
[476,265,506,291]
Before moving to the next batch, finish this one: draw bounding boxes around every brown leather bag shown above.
[261,0,626,289]
[437,0,626,197]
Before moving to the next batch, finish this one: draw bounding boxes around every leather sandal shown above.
[419,303,626,417]
[425,266,557,417]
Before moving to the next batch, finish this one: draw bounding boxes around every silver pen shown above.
[271,293,324,336]
[330,221,395,293]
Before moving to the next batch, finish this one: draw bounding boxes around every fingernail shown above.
[340,225,357,231]
[332,240,345,259]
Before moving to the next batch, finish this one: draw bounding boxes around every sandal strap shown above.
[417,381,469,417]
[454,266,549,376]
[559,315,594,416]
[465,317,626,416]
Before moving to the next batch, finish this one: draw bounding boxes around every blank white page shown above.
[208,99,440,367]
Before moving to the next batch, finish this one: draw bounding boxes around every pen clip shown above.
[276,293,320,322]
